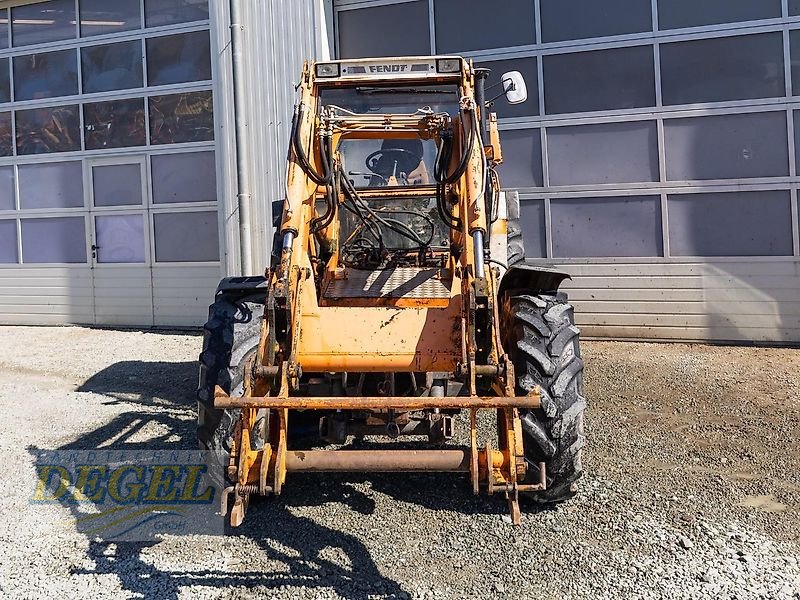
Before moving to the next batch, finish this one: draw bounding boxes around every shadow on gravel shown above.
[30,359,411,599]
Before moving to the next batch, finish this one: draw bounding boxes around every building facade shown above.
[1,0,799,344]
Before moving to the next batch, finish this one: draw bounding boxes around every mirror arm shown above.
[487,82,515,105]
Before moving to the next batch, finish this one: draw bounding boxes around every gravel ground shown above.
[0,325,798,599]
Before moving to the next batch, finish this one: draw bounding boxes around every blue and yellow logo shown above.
[31,451,221,540]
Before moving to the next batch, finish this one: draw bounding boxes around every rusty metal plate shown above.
[325,267,451,299]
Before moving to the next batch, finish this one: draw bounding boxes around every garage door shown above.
[333,0,800,343]
[0,0,221,327]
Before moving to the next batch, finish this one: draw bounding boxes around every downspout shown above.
[229,0,254,275]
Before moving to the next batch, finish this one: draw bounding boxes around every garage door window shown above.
[664,111,789,181]
[0,167,13,210]
[543,46,656,114]
[0,220,17,263]
[0,113,11,157]
[79,0,141,37]
[16,105,81,155]
[145,0,209,28]
[21,216,87,263]
[520,200,546,259]
[83,98,146,150]
[11,0,76,47]
[81,40,143,94]
[434,0,536,53]
[547,121,659,186]
[668,191,793,257]
[541,0,652,43]
[95,214,145,264]
[153,211,219,262]
[146,32,212,87]
[14,49,79,102]
[496,129,542,189]
[92,164,143,207]
[658,0,781,31]
[19,162,83,210]
[337,1,430,59]
[0,59,9,103]
[152,152,216,204]
[474,57,539,119]
[551,196,663,258]
[660,33,785,106]
[149,91,214,145]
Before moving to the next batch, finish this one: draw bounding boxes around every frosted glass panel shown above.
[659,0,781,30]
[664,112,788,181]
[338,2,430,59]
[435,0,535,52]
[19,162,83,209]
[21,217,86,264]
[0,220,17,263]
[93,164,143,207]
[153,211,219,262]
[496,129,542,188]
[152,152,216,204]
[519,200,546,258]
[661,33,784,105]
[551,196,663,258]
[668,191,792,256]
[543,46,655,114]
[541,0,651,43]
[0,166,14,210]
[547,121,659,186]
[95,215,145,264]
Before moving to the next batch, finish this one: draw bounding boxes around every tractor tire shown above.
[505,293,586,502]
[506,191,524,268]
[197,289,265,486]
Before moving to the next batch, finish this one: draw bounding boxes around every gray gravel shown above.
[0,325,798,599]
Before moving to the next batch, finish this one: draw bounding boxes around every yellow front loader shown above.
[198,56,586,525]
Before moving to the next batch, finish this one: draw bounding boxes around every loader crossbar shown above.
[213,387,541,410]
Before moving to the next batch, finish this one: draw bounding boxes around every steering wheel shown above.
[366,148,424,181]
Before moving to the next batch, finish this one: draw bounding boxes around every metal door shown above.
[87,157,154,326]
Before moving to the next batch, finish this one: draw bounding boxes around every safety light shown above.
[315,62,340,78]
[436,58,461,73]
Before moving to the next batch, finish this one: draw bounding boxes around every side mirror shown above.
[501,71,528,105]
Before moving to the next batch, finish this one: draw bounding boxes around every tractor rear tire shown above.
[506,192,525,268]
[505,293,586,502]
[197,290,265,486]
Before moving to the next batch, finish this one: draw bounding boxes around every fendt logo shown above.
[369,64,409,73]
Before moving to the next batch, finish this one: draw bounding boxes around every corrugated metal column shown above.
[212,0,326,277]
[229,0,254,275]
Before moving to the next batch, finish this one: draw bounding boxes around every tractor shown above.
[198,56,586,525]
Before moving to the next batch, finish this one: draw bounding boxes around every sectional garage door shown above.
[0,0,221,327]
[334,0,800,343]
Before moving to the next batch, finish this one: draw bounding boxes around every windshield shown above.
[340,137,438,189]
[319,84,460,116]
